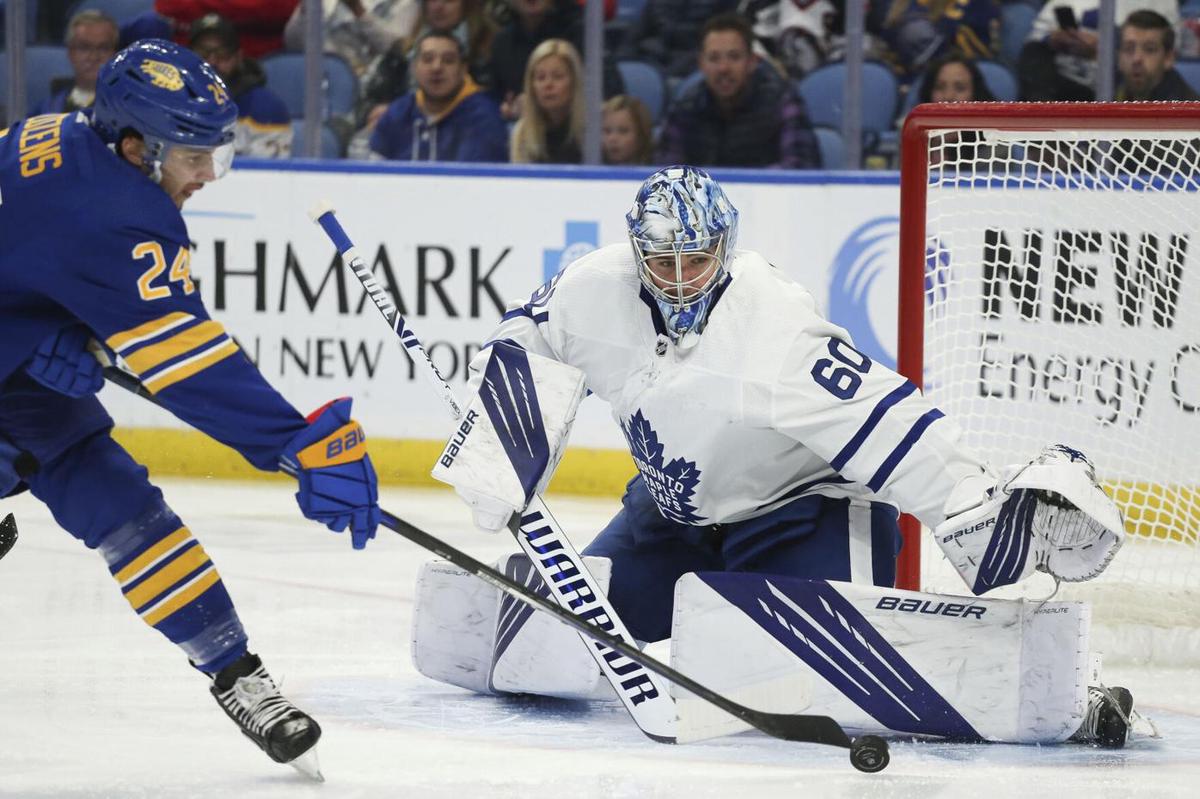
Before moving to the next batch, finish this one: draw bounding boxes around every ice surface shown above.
[2,480,1198,798]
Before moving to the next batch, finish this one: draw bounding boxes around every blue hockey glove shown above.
[25,325,106,398]
[281,398,380,549]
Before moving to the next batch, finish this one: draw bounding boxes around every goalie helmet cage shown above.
[897,102,1200,664]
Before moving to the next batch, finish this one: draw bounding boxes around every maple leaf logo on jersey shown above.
[621,410,702,524]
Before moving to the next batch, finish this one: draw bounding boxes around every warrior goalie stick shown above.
[303,202,689,741]
[97,365,890,772]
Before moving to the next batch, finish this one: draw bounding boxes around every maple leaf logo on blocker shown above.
[621,410,702,524]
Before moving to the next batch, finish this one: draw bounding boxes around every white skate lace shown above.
[218,666,296,736]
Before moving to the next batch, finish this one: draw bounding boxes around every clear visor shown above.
[633,234,726,310]
[157,141,236,180]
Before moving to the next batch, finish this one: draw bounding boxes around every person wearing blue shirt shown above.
[0,40,380,778]
[31,9,119,117]
[369,30,508,162]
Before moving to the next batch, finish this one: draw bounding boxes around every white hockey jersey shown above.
[478,243,989,529]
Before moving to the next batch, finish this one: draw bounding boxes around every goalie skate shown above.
[1070,686,1134,749]
[210,653,324,781]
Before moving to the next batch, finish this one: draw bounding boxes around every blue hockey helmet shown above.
[626,166,739,335]
[93,39,237,177]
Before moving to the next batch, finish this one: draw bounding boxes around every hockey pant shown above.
[582,474,902,642]
[0,371,248,673]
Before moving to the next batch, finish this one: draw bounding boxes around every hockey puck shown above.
[0,513,16,562]
[849,735,889,773]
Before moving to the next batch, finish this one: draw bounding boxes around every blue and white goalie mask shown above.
[627,165,739,337]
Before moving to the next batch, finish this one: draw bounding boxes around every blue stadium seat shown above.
[796,61,899,134]
[813,126,845,169]
[290,120,342,159]
[901,59,1018,118]
[999,1,1040,66]
[66,0,155,25]
[260,53,359,119]
[1174,59,1200,95]
[615,60,665,123]
[616,0,646,22]
[0,44,72,119]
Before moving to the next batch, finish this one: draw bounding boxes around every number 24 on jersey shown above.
[133,241,195,301]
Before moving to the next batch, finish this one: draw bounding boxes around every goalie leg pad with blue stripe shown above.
[671,573,1089,744]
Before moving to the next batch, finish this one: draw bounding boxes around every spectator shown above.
[916,52,996,103]
[1018,0,1178,101]
[156,0,299,59]
[622,0,740,80]
[190,13,293,158]
[914,53,997,168]
[357,0,498,136]
[658,13,819,169]
[510,38,585,163]
[1116,9,1199,100]
[31,10,119,116]
[368,30,508,161]
[602,94,654,166]
[869,0,999,81]
[491,0,623,120]
[741,0,844,79]
[284,0,417,76]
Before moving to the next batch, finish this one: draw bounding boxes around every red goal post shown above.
[896,102,1200,604]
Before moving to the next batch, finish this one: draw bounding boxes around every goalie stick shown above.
[305,202,686,741]
[98,364,890,773]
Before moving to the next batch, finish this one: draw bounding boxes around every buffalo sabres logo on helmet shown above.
[140,59,185,91]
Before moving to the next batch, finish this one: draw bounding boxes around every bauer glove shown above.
[25,324,106,398]
[282,398,380,549]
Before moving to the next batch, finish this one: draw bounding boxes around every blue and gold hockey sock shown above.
[100,502,248,674]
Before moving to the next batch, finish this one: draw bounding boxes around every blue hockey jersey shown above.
[0,111,306,469]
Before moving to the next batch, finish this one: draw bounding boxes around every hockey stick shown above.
[305,203,684,742]
[99,365,889,772]
[0,513,16,562]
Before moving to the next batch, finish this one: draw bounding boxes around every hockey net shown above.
[898,103,1200,665]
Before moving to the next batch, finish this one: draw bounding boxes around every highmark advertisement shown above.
[101,163,901,483]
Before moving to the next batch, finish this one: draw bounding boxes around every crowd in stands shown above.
[6,0,1200,168]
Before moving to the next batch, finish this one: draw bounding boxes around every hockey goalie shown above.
[411,165,1145,749]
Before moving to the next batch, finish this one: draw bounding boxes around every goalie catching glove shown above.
[281,398,380,549]
[433,342,586,533]
[934,445,1125,595]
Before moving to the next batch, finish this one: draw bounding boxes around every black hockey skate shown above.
[210,653,323,780]
[1071,685,1134,749]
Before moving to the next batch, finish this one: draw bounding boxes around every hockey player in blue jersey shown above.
[0,40,379,777]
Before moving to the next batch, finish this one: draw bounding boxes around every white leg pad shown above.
[411,554,616,701]
[671,573,1089,743]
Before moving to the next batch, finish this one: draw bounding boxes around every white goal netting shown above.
[912,120,1200,664]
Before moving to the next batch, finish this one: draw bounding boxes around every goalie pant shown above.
[413,555,1089,744]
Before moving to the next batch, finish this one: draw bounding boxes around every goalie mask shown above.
[626,166,739,337]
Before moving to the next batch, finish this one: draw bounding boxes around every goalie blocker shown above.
[432,342,586,533]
